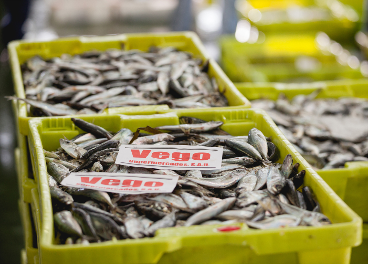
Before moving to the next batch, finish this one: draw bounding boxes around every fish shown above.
[150,194,190,212]
[216,209,254,221]
[89,212,125,240]
[7,96,78,116]
[46,157,78,170]
[248,128,268,160]
[47,162,70,183]
[43,117,329,244]
[124,217,146,239]
[236,190,269,207]
[50,185,74,205]
[179,191,208,211]
[235,173,258,194]
[246,214,302,229]
[250,92,368,169]
[267,166,286,195]
[222,156,257,166]
[147,212,176,236]
[225,139,263,161]
[185,198,236,226]
[131,133,175,145]
[81,140,119,159]
[280,154,293,179]
[54,211,83,237]
[155,121,223,134]
[66,188,114,208]
[254,167,268,190]
[186,169,246,188]
[71,118,113,139]
[60,139,87,159]
[19,47,229,117]
[72,208,98,239]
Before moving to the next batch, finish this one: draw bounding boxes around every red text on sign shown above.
[130,150,211,161]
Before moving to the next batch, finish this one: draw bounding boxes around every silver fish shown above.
[185,197,236,226]
[179,192,208,211]
[54,211,83,237]
[267,166,286,195]
[225,139,263,161]
[248,128,268,160]
[187,169,246,188]
[147,211,176,236]
[246,214,301,229]
[60,139,87,159]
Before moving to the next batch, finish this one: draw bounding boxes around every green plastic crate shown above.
[8,32,251,136]
[27,109,361,264]
[318,162,368,222]
[19,200,39,264]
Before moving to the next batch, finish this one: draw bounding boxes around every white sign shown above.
[61,172,179,194]
[115,145,223,170]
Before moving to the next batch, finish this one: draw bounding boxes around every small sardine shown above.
[71,118,113,139]
[54,211,83,237]
[147,211,176,236]
[225,139,263,161]
[267,166,286,195]
[47,162,69,183]
[187,169,246,188]
[248,128,268,160]
[185,197,236,226]
[246,214,301,229]
[60,139,87,159]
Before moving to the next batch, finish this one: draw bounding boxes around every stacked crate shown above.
[236,79,368,264]
[9,32,362,264]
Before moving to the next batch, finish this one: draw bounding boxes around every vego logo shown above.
[115,145,223,170]
[61,172,178,194]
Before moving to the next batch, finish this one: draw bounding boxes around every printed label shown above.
[115,145,223,170]
[61,172,178,194]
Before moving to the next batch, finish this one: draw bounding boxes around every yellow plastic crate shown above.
[319,162,368,222]
[319,163,368,264]
[236,80,368,262]
[236,79,368,100]
[8,32,251,136]
[351,224,368,264]
[21,249,27,264]
[15,134,37,203]
[27,109,361,264]
[221,34,337,64]
[235,0,360,42]
[19,200,39,264]
[220,36,364,83]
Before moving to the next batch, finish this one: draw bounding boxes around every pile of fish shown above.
[47,117,330,245]
[11,47,228,116]
[252,90,368,169]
